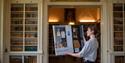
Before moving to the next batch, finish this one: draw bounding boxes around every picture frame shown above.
[53,25,74,55]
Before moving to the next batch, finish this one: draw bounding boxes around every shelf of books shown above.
[72,25,84,53]
[10,4,38,52]
[10,55,37,63]
[113,3,125,63]
[113,3,124,52]
[24,3,38,52]
[10,3,38,63]
[48,24,55,55]
[115,56,125,63]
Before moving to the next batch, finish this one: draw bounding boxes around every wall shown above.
[48,6,100,23]
[76,7,100,22]
[0,0,4,63]
[48,7,64,23]
[0,1,1,62]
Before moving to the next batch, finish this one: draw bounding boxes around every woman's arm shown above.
[66,52,81,58]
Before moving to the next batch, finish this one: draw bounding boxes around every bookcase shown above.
[112,3,125,63]
[8,3,39,63]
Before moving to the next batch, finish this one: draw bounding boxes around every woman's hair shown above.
[88,26,97,35]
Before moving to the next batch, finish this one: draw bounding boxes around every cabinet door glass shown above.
[113,4,123,11]
[113,3,124,51]
[25,4,38,51]
[11,4,24,51]
[24,56,37,63]
[10,56,22,63]
[115,56,125,63]
[9,55,37,63]
[10,4,38,52]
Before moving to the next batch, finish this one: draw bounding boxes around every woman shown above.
[66,26,98,63]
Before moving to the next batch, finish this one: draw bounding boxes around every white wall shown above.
[0,1,1,63]
[0,0,3,63]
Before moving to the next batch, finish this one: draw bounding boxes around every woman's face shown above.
[87,28,93,37]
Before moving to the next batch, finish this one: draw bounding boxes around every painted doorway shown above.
[47,5,101,63]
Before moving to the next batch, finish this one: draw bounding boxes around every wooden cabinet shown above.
[3,0,43,62]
